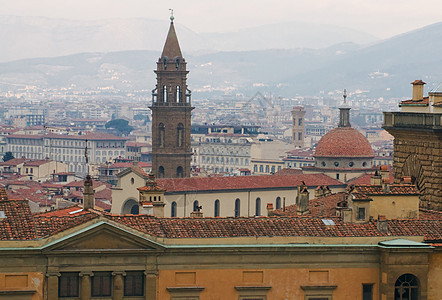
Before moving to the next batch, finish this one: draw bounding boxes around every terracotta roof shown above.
[0,158,26,166]
[45,132,127,141]
[64,180,108,188]
[315,127,374,158]
[350,184,419,196]
[273,192,345,217]
[23,159,50,166]
[157,174,344,193]
[347,171,395,185]
[411,80,426,85]
[400,97,429,106]
[161,21,183,59]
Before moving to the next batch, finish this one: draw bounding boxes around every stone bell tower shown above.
[150,13,194,178]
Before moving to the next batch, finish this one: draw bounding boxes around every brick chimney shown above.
[411,80,426,100]
[83,175,95,210]
[371,170,382,185]
[137,172,165,217]
[297,182,310,215]
[377,215,388,233]
[267,203,274,216]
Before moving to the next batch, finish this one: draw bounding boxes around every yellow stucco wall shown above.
[0,272,44,300]
[428,252,442,300]
[159,267,379,299]
[370,195,419,219]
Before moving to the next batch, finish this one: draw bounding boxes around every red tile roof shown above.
[157,174,344,193]
[315,127,374,158]
[350,184,419,196]
[0,158,26,166]
[23,160,50,166]
[273,192,345,217]
[400,97,429,106]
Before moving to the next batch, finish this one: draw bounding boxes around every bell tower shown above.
[150,14,194,178]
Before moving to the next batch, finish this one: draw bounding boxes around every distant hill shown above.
[0,21,441,98]
[0,15,378,62]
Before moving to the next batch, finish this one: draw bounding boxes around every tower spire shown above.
[161,12,182,59]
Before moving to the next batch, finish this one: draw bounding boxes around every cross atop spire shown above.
[338,89,351,128]
[169,9,174,23]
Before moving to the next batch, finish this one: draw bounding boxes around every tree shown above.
[3,152,14,162]
[105,119,134,136]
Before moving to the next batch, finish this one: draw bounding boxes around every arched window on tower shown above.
[177,123,184,147]
[158,166,165,178]
[176,166,183,178]
[159,123,165,148]
[395,274,419,300]
[176,85,181,103]
[162,85,168,102]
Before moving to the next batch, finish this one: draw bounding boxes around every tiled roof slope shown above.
[106,214,442,242]
[351,184,419,195]
[157,174,344,193]
[315,127,374,157]
[0,197,37,240]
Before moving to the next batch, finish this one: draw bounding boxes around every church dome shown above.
[315,127,374,158]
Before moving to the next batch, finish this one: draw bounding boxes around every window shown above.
[176,85,181,102]
[59,272,79,297]
[158,166,165,178]
[171,201,177,217]
[357,207,366,220]
[162,85,167,102]
[395,274,419,300]
[91,271,112,297]
[124,271,144,297]
[298,132,302,140]
[265,165,269,173]
[255,198,261,216]
[349,162,354,167]
[177,166,184,178]
[177,123,184,147]
[363,284,373,300]
[276,197,281,209]
[214,200,220,217]
[235,199,240,217]
[259,165,263,172]
[298,118,303,126]
[334,161,339,167]
[159,123,165,147]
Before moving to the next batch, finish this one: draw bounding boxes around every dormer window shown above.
[357,207,366,220]
[174,56,180,69]
[163,56,169,69]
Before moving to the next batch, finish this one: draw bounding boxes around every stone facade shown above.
[383,115,442,210]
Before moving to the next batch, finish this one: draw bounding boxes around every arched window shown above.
[234,199,240,217]
[276,197,281,209]
[176,166,183,178]
[176,85,181,102]
[255,197,261,216]
[214,200,220,217]
[159,123,165,147]
[193,200,199,212]
[162,85,168,102]
[177,123,184,147]
[158,166,165,178]
[395,274,419,300]
[171,201,177,217]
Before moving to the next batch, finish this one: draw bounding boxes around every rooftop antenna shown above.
[169,9,174,23]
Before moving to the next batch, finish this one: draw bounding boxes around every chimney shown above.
[83,175,95,210]
[371,171,382,185]
[140,202,154,215]
[297,183,310,215]
[411,80,425,101]
[190,210,203,218]
[379,165,389,181]
[377,215,388,233]
[315,186,324,199]
[267,203,274,216]
[382,178,390,193]
[401,176,412,184]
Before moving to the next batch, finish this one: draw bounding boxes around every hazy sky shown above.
[2,0,442,38]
